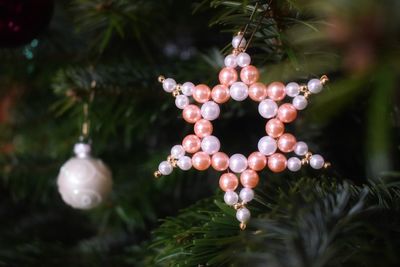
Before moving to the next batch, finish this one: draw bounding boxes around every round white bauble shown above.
[57,143,112,210]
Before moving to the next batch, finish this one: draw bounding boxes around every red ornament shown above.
[0,0,54,47]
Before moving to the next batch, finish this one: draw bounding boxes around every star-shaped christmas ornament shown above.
[154,33,330,229]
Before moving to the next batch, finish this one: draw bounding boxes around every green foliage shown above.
[151,176,400,266]
[0,0,399,266]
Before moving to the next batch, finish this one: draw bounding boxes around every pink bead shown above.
[194,119,213,138]
[182,134,201,154]
[192,152,211,171]
[268,153,287,173]
[265,118,285,138]
[247,152,267,171]
[277,103,297,123]
[248,82,267,102]
[267,82,286,101]
[211,152,229,171]
[211,84,230,104]
[240,169,259,188]
[240,65,259,85]
[219,173,239,192]
[182,104,201,124]
[277,133,297,153]
[193,84,211,103]
[219,67,238,86]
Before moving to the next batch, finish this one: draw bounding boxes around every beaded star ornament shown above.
[154,5,330,229]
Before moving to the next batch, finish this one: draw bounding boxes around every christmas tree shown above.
[0,0,399,266]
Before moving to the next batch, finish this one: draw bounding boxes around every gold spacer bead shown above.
[240,222,247,230]
[304,91,311,99]
[305,152,313,159]
[301,158,309,165]
[158,75,165,83]
[154,171,162,178]
[172,90,180,97]
[320,75,329,85]
[324,162,331,169]
[237,30,244,36]
[233,202,244,210]
[299,85,307,92]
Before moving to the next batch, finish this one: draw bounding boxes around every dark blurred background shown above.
[0,0,399,266]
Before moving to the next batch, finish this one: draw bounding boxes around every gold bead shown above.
[233,202,244,210]
[154,171,162,178]
[305,152,312,159]
[299,85,308,93]
[172,90,180,97]
[158,75,165,83]
[237,30,244,36]
[324,162,331,169]
[304,91,311,99]
[320,75,329,85]
[240,222,247,230]
[301,158,308,165]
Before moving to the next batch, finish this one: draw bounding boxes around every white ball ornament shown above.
[57,143,112,210]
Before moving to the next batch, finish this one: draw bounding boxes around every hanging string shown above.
[237,0,273,52]
[80,81,96,141]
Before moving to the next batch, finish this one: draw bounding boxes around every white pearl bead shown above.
[258,99,278,119]
[57,156,112,209]
[230,82,248,101]
[258,136,277,156]
[307,79,323,94]
[236,207,251,223]
[162,78,176,93]
[224,190,239,206]
[285,82,300,97]
[201,101,220,121]
[73,143,91,158]
[294,141,308,156]
[232,35,246,49]
[287,157,302,172]
[224,54,237,68]
[177,156,192,171]
[201,135,220,155]
[158,161,173,175]
[175,95,189,109]
[292,95,308,110]
[236,52,251,67]
[239,188,254,203]
[171,145,185,159]
[181,82,194,96]
[310,154,325,169]
[229,154,248,173]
